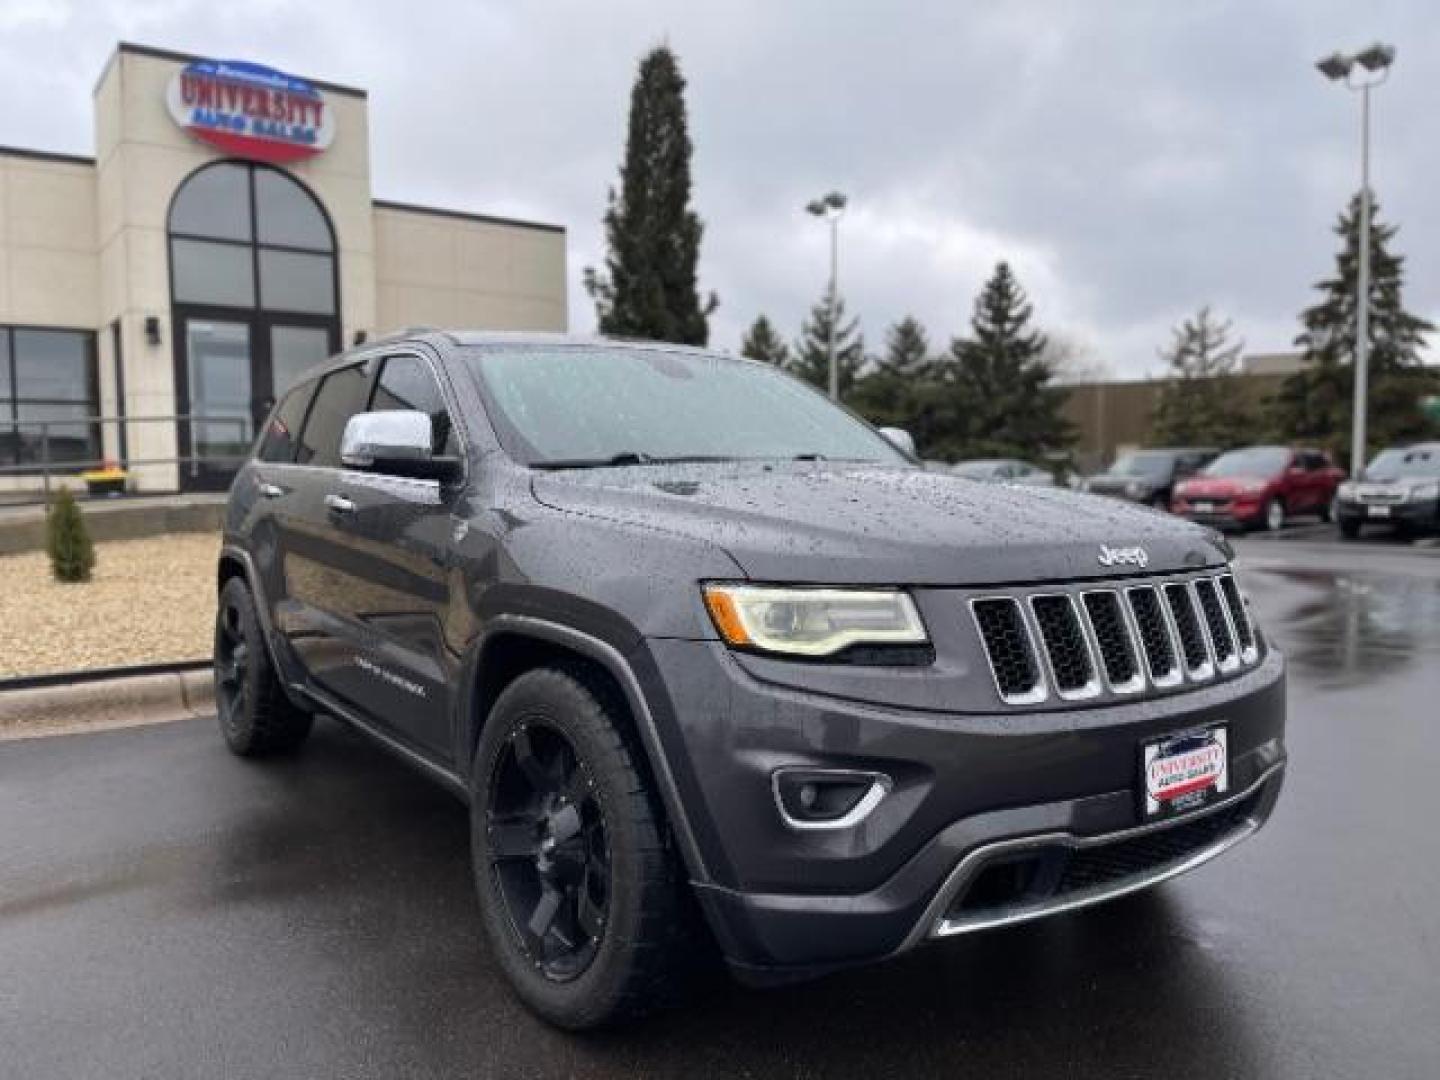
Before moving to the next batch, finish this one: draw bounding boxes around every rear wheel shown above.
[471,666,696,1029]
[214,576,312,756]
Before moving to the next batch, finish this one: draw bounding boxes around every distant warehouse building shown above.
[1061,359,1293,472]
[0,42,567,492]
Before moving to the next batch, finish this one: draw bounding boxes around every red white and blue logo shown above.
[166,59,335,165]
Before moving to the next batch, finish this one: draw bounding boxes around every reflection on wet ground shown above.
[1244,567,1440,689]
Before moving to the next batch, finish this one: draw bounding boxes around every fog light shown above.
[772,769,892,831]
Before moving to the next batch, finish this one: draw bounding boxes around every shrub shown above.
[46,487,96,583]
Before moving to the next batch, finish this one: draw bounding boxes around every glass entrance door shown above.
[178,315,339,491]
[183,318,253,490]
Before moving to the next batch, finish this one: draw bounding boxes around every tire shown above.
[214,576,313,756]
[1320,495,1336,523]
[1338,519,1361,540]
[470,666,696,1029]
[1263,498,1286,533]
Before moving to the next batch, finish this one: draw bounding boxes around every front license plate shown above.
[1192,501,1216,513]
[1368,505,1391,518]
[1142,727,1228,820]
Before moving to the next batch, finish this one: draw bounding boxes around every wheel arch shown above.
[460,616,712,885]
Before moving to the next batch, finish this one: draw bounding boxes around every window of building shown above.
[295,364,370,468]
[0,327,99,467]
[169,162,337,317]
[369,356,458,457]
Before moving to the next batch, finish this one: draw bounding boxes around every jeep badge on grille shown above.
[1098,545,1149,569]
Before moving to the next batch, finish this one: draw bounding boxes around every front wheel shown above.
[471,667,697,1029]
[214,576,312,756]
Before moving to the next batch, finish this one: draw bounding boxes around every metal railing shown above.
[0,414,252,503]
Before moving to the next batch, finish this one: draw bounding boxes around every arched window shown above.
[168,162,341,490]
[169,162,337,317]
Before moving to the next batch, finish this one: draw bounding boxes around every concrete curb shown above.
[0,666,215,741]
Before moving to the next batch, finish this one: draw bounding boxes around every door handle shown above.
[258,482,285,499]
[325,493,356,515]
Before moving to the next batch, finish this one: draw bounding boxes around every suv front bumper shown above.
[632,638,1287,980]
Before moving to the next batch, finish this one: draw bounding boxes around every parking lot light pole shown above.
[806,192,848,400]
[1316,42,1395,479]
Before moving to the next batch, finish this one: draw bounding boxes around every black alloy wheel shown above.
[213,576,312,756]
[215,592,251,728]
[486,720,611,982]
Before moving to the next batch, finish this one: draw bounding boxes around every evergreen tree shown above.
[1151,305,1252,447]
[1271,192,1439,459]
[937,262,1072,460]
[739,314,790,368]
[850,316,933,439]
[583,46,717,344]
[791,286,864,397]
[46,487,95,583]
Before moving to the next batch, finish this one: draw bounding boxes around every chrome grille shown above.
[1081,591,1144,693]
[1029,595,1099,699]
[970,572,1260,707]
[1193,578,1239,672]
[1127,586,1182,687]
[971,598,1046,704]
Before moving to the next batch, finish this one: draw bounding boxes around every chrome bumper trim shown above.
[899,760,1285,951]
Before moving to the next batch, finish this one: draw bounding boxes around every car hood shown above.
[1354,476,1438,493]
[531,462,1228,585]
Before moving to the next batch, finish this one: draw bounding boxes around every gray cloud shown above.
[3,0,1437,375]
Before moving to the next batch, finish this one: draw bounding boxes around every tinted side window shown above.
[296,364,370,467]
[256,382,315,463]
[369,355,458,456]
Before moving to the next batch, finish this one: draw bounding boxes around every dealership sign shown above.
[166,59,334,164]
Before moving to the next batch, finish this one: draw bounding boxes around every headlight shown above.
[1238,480,1267,495]
[1337,482,1356,500]
[702,585,928,658]
[1407,481,1439,501]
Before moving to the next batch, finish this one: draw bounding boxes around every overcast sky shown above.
[3,0,1438,377]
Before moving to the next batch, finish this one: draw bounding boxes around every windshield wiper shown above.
[533,453,742,470]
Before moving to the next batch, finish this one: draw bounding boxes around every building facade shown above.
[0,42,567,492]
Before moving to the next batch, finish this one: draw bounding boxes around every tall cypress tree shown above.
[583,46,717,344]
[1271,192,1438,458]
[939,262,1072,460]
[739,315,791,368]
[791,286,864,396]
[1151,305,1252,447]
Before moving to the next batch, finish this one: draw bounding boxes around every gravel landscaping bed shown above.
[0,532,219,679]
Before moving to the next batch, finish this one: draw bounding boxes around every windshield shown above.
[954,461,1002,478]
[462,345,909,468]
[1204,447,1290,478]
[1366,447,1440,479]
[1106,452,1173,478]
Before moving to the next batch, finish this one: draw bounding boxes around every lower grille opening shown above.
[943,791,1261,923]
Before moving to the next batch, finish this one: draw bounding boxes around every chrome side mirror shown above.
[340,410,460,480]
[878,426,917,458]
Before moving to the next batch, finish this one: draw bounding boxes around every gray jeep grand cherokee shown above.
[215,331,1286,1029]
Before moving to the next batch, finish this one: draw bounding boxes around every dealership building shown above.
[0,42,568,492]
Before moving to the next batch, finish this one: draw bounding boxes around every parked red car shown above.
[1172,446,1345,531]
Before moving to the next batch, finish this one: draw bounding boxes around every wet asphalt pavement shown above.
[3,538,1439,1078]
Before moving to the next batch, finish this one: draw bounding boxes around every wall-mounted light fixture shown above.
[144,316,163,346]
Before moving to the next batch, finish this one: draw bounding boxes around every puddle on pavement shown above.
[1248,568,1440,688]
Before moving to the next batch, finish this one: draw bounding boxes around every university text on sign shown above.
[166,59,335,165]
